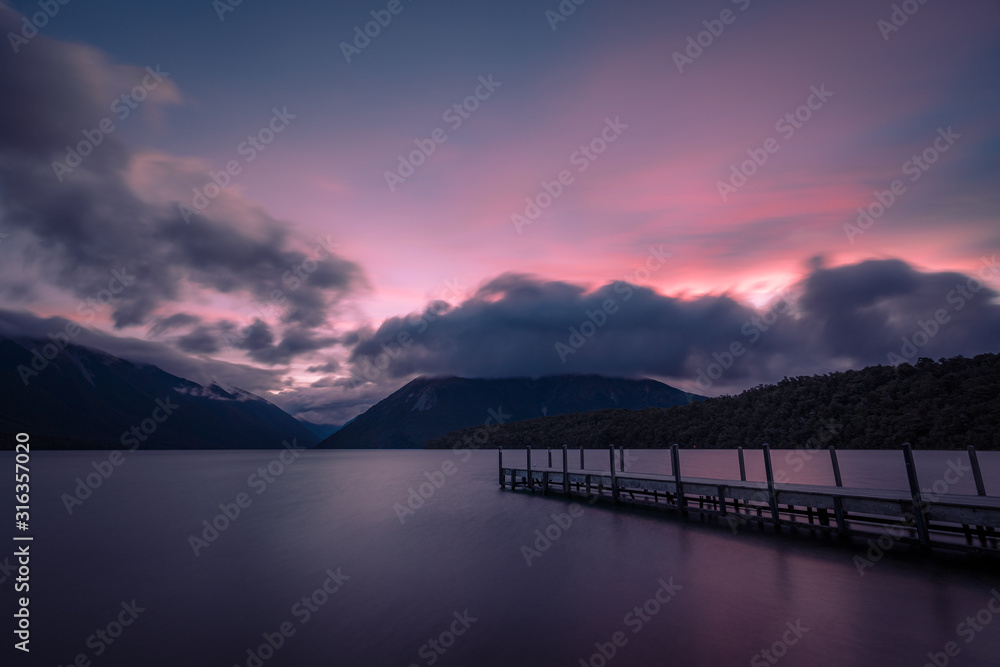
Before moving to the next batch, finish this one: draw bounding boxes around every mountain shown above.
[317,375,703,449]
[0,335,317,449]
[427,354,1000,451]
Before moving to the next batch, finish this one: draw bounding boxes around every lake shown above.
[2,449,999,666]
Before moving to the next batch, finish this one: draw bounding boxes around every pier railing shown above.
[498,443,999,556]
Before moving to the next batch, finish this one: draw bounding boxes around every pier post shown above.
[967,446,989,546]
[671,444,686,512]
[499,446,504,489]
[563,445,569,495]
[738,446,746,482]
[619,446,625,472]
[609,445,619,503]
[548,447,552,468]
[902,443,930,548]
[968,445,987,496]
[828,446,843,487]
[827,445,847,532]
[526,446,532,492]
[580,447,585,470]
[762,444,781,528]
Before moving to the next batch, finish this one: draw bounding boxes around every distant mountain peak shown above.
[0,334,317,449]
[318,374,704,450]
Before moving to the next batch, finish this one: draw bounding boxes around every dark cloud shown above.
[147,312,202,338]
[344,259,1000,394]
[307,360,340,373]
[0,6,364,353]
[176,326,221,354]
[229,320,339,365]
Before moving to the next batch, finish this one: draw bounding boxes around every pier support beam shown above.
[619,446,625,472]
[499,446,504,489]
[828,446,843,487]
[562,445,569,495]
[902,443,930,548]
[609,446,619,503]
[968,445,987,496]
[968,445,989,546]
[828,445,846,534]
[526,446,532,492]
[763,444,781,529]
[580,447,584,470]
[671,444,686,513]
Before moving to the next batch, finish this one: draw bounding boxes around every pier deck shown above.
[499,444,1000,555]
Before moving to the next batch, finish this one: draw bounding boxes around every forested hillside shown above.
[427,355,1000,450]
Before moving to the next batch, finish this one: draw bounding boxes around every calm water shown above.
[2,449,999,667]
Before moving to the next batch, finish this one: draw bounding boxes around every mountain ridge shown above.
[318,374,704,449]
[426,354,1000,451]
[0,335,317,449]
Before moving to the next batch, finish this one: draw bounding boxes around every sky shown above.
[1,0,999,424]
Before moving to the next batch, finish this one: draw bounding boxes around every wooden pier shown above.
[498,443,1000,556]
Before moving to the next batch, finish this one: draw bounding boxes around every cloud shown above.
[344,259,1000,394]
[0,6,364,358]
